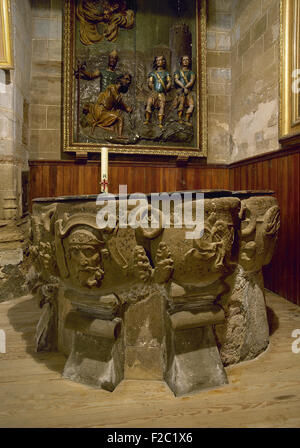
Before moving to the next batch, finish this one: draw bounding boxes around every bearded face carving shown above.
[64,228,105,288]
[55,213,107,289]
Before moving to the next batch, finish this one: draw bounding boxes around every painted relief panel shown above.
[280,0,300,143]
[63,0,207,157]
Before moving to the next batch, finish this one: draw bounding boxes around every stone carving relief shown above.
[30,204,59,279]
[35,279,59,352]
[76,0,135,45]
[55,213,106,289]
[185,216,235,275]
[31,193,280,396]
[30,204,60,352]
[64,227,105,288]
[215,196,281,366]
[238,197,280,272]
[133,242,174,285]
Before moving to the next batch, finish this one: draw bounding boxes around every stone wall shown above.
[0,0,32,300]
[0,0,31,221]
[29,0,62,160]
[207,0,232,164]
[230,0,280,162]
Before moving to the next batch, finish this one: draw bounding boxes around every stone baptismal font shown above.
[31,190,280,396]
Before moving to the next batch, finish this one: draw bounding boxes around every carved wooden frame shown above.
[0,0,13,70]
[63,0,207,158]
[280,0,300,146]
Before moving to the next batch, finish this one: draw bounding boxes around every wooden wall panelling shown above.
[29,162,230,199]
[232,150,300,306]
[184,166,230,190]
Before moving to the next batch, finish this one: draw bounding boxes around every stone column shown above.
[0,0,32,301]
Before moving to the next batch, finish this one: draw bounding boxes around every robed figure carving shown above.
[83,73,132,137]
[77,0,135,45]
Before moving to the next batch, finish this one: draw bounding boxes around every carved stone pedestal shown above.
[165,325,227,396]
[61,290,124,390]
[63,314,124,391]
[164,285,227,395]
[31,190,280,396]
[124,291,167,381]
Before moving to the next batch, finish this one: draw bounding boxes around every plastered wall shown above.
[230,0,280,162]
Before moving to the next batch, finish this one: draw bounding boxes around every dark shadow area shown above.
[266,305,279,336]
[7,295,66,374]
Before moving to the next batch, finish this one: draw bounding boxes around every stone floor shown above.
[0,290,300,428]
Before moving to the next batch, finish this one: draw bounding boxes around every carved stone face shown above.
[239,198,280,272]
[108,54,118,70]
[156,56,166,69]
[181,55,190,68]
[121,74,131,87]
[118,74,131,93]
[65,228,104,288]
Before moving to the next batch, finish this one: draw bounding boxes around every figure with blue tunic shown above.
[173,55,196,126]
[75,50,119,93]
[144,55,171,128]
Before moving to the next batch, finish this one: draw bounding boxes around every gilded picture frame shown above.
[0,0,13,70]
[63,0,207,158]
[280,0,300,144]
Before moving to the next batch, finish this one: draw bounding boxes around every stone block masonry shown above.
[29,0,62,160]
[0,0,33,301]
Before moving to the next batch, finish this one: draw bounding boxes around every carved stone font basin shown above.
[31,190,280,396]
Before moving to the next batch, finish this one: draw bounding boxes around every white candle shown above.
[101,147,109,193]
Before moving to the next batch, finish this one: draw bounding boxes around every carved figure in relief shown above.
[83,73,132,137]
[173,55,195,126]
[64,228,105,288]
[30,205,58,279]
[75,50,119,93]
[185,217,234,274]
[144,56,171,128]
[77,0,135,45]
[239,198,280,272]
[55,214,107,289]
[30,205,60,352]
[36,279,59,352]
[214,197,280,367]
[31,241,57,277]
